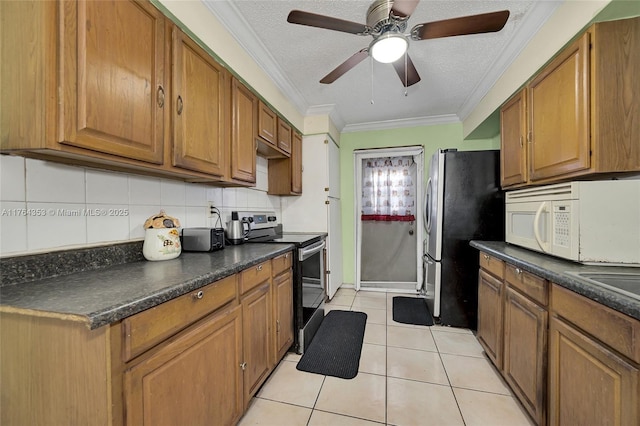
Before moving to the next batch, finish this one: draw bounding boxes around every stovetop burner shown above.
[241,211,326,248]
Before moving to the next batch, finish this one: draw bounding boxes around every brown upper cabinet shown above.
[277,118,292,155]
[230,77,258,184]
[500,89,528,188]
[500,17,640,189]
[1,0,167,165]
[61,0,166,164]
[171,25,228,178]
[291,132,303,194]
[257,101,277,146]
[1,0,299,187]
[268,131,302,196]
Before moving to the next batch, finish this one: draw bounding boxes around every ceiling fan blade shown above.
[411,10,510,41]
[320,49,369,84]
[392,54,421,87]
[391,0,420,19]
[287,10,370,35]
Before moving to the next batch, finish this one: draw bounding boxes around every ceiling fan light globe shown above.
[370,34,408,63]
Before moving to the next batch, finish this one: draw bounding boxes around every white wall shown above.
[0,155,281,256]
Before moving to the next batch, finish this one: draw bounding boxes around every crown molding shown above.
[306,104,346,131]
[202,0,309,116]
[342,114,460,133]
[458,1,562,121]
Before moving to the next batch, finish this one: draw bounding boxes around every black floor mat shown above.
[392,296,434,326]
[296,310,367,379]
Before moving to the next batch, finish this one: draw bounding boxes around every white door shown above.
[326,197,343,299]
[355,147,424,292]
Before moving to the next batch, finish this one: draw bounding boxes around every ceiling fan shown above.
[287,0,510,87]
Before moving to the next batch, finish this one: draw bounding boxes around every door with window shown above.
[355,147,424,292]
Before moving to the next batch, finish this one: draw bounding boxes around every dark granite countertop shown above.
[470,241,640,321]
[0,244,294,329]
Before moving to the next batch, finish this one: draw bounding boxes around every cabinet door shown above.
[504,286,547,425]
[230,77,257,183]
[500,89,528,187]
[528,33,590,181]
[291,132,303,194]
[277,118,292,154]
[549,316,639,426]
[257,101,276,145]
[172,27,227,177]
[60,0,165,164]
[273,270,293,363]
[124,306,243,426]
[242,281,272,407]
[477,269,504,369]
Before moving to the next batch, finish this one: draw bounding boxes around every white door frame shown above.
[354,146,424,292]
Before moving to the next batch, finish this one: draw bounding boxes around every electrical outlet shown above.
[207,202,216,218]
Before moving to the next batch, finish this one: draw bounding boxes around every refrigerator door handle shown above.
[424,177,432,233]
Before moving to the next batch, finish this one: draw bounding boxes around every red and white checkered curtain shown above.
[361,156,416,222]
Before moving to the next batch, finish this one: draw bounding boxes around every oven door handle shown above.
[298,240,326,261]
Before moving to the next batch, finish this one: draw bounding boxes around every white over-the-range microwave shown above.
[505,180,640,265]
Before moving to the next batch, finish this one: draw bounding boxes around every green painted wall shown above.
[338,122,500,285]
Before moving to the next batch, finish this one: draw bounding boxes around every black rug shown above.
[392,297,434,326]
[296,310,367,379]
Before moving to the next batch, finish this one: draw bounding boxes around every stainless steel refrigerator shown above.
[423,149,504,329]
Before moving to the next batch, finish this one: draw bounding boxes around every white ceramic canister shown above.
[142,210,182,261]
[142,228,181,261]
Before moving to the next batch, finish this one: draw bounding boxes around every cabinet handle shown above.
[240,362,247,370]
[519,135,523,148]
[257,265,263,271]
[157,85,165,108]
[515,268,522,275]
[483,254,489,260]
[193,290,204,300]
[285,253,289,259]
[177,95,183,115]
[276,319,280,333]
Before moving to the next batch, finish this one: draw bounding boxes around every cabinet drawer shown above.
[122,274,237,361]
[506,264,548,306]
[240,260,272,295]
[272,251,292,276]
[551,284,640,364]
[479,252,505,279]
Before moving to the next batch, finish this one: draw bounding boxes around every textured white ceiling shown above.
[204,0,561,132]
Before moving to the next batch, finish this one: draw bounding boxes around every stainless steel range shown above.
[239,211,327,354]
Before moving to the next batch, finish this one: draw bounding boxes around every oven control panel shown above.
[238,211,278,230]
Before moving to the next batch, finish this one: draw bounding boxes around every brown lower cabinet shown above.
[241,281,272,408]
[477,251,640,426]
[0,252,293,425]
[124,305,243,426]
[503,285,547,424]
[549,284,640,426]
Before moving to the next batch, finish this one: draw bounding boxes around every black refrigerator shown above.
[423,149,504,329]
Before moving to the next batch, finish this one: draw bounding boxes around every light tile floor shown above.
[239,288,534,426]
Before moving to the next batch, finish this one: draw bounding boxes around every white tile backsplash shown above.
[26,202,87,251]
[26,159,86,203]
[160,179,186,206]
[0,158,281,256]
[86,169,129,204]
[129,175,162,205]
[86,204,130,244]
[129,205,162,240]
[0,201,28,253]
[207,187,223,207]
[185,184,207,207]
[1,155,26,201]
